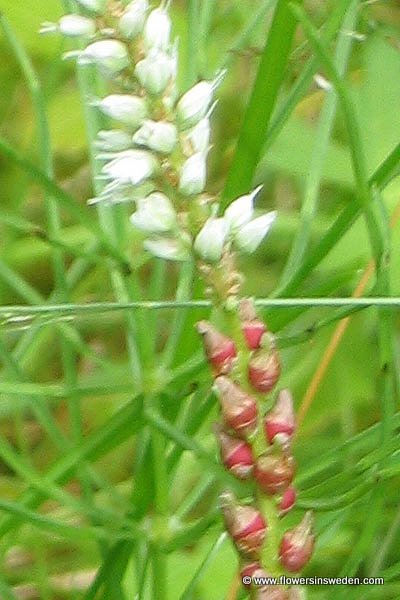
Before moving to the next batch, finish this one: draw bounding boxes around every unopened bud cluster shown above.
[47,1,277,264]
[197,299,315,593]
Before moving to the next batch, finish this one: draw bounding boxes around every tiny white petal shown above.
[143,7,171,51]
[224,185,263,230]
[133,120,177,154]
[194,217,229,263]
[135,49,173,95]
[102,150,157,185]
[130,192,176,233]
[119,0,149,39]
[179,152,207,196]
[59,15,96,37]
[234,211,277,254]
[187,117,210,154]
[96,94,148,128]
[79,40,129,74]
[144,238,189,261]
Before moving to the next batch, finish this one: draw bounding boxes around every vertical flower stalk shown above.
[52,1,314,596]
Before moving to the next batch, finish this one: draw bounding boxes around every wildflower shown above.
[40,15,95,38]
[255,448,295,495]
[213,376,258,439]
[194,217,229,263]
[234,211,277,254]
[95,130,132,152]
[96,95,148,129]
[279,486,297,516]
[248,336,281,393]
[224,186,262,230]
[196,323,237,376]
[78,40,129,75]
[133,120,177,154]
[279,512,315,572]
[264,389,296,445]
[214,425,254,480]
[179,152,207,196]
[143,237,189,261]
[239,298,267,350]
[102,150,157,185]
[143,6,171,51]
[221,492,267,558]
[177,72,224,129]
[130,192,177,233]
[118,0,149,40]
[75,0,107,14]
[135,49,173,95]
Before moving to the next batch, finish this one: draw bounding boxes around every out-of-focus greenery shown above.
[0,1,400,599]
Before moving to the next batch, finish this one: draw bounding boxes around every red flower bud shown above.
[251,569,290,600]
[255,447,295,495]
[214,425,254,479]
[196,320,237,376]
[265,389,296,444]
[221,492,267,558]
[239,298,267,350]
[214,376,258,439]
[279,512,315,572]
[248,338,281,393]
[240,561,260,588]
[279,486,297,516]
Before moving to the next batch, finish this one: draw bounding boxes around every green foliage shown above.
[0,0,399,598]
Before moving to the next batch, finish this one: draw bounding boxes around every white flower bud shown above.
[224,185,262,230]
[135,50,173,95]
[102,150,157,185]
[234,211,277,254]
[95,130,132,152]
[130,192,176,233]
[179,152,207,196]
[187,117,211,154]
[143,238,189,261]
[79,40,129,75]
[143,7,171,51]
[194,217,229,263]
[177,72,224,129]
[76,0,107,14]
[133,120,177,154]
[119,0,149,40]
[96,95,147,129]
[40,15,95,37]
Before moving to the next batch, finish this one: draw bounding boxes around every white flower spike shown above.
[194,217,230,263]
[130,192,176,233]
[234,211,277,254]
[224,185,263,230]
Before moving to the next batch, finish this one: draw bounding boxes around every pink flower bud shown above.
[248,338,281,393]
[279,486,297,516]
[251,568,290,599]
[239,298,267,350]
[240,561,260,588]
[255,448,295,495]
[221,492,267,558]
[196,321,237,376]
[279,512,315,572]
[265,389,296,444]
[214,376,258,439]
[214,425,254,479]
